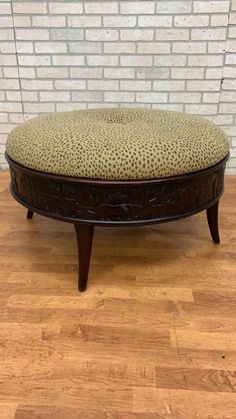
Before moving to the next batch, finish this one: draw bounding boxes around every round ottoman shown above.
[5,108,229,291]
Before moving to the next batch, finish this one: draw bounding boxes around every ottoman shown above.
[5,108,229,291]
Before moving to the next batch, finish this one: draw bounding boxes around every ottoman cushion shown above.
[6,108,229,180]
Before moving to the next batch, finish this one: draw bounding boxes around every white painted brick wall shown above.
[0,0,235,173]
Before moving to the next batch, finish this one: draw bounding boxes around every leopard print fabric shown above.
[6,108,229,180]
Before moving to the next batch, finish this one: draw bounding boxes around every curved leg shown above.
[206,201,220,244]
[26,210,34,219]
[74,223,94,292]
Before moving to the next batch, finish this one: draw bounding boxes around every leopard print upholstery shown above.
[6,108,229,180]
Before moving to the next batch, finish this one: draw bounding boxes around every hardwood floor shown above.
[0,171,236,419]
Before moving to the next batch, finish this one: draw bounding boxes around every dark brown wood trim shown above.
[6,152,228,227]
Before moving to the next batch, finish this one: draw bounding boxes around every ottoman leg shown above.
[74,223,94,292]
[26,210,34,219]
[206,200,220,244]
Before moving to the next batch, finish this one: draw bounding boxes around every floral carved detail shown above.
[9,160,226,225]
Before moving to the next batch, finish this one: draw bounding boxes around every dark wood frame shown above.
[6,153,228,291]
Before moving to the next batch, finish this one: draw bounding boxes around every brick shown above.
[203,92,220,103]
[137,42,171,54]
[121,2,155,14]
[174,15,209,27]
[35,42,67,54]
[153,80,185,91]
[0,54,17,66]
[208,41,226,53]
[156,1,191,14]
[69,42,102,53]
[138,16,172,27]
[70,67,102,78]
[13,2,47,14]
[223,67,236,77]
[104,16,136,27]
[136,92,168,103]
[85,2,118,14]
[52,55,84,66]
[171,68,204,79]
[214,115,233,124]
[86,29,118,41]
[49,3,83,14]
[104,42,135,54]
[104,92,135,102]
[1,102,22,112]
[55,80,86,90]
[220,91,236,102]
[211,14,229,26]
[154,55,186,66]
[104,68,135,79]
[156,29,189,41]
[173,42,206,54]
[0,42,15,54]
[205,68,223,79]
[36,67,69,79]
[0,2,11,14]
[120,55,152,67]
[194,1,230,13]
[16,41,33,53]
[0,78,20,90]
[39,91,70,102]
[188,55,223,67]
[56,103,84,112]
[14,16,31,27]
[15,29,49,40]
[228,158,236,168]
[229,27,236,38]
[187,80,221,91]
[0,16,12,27]
[121,29,154,41]
[21,91,38,102]
[170,92,201,103]
[191,28,227,40]
[186,104,218,114]
[19,67,36,78]
[137,68,170,79]
[3,67,19,78]
[88,80,119,90]
[72,91,103,102]
[32,16,66,27]
[225,54,236,65]
[120,81,151,91]
[19,55,51,66]
[222,79,236,90]
[229,13,236,24]
[87,55,118,66]
[21,80,53,90]
[51,29,83,41]
[6,92,19,101]
[68,16,101,28]
[0,114,8,123]
[0,29,14,40]
[24,103,55,113]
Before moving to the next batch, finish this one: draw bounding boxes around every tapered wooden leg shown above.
[206,201,220,244]
[26,210,34,219]
[74,223,94,292]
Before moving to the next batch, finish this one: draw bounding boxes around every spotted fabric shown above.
[6,108,229,180]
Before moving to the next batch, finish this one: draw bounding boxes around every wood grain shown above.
[0,172,236,418]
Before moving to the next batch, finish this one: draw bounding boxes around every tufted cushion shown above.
[6,108,229,180]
